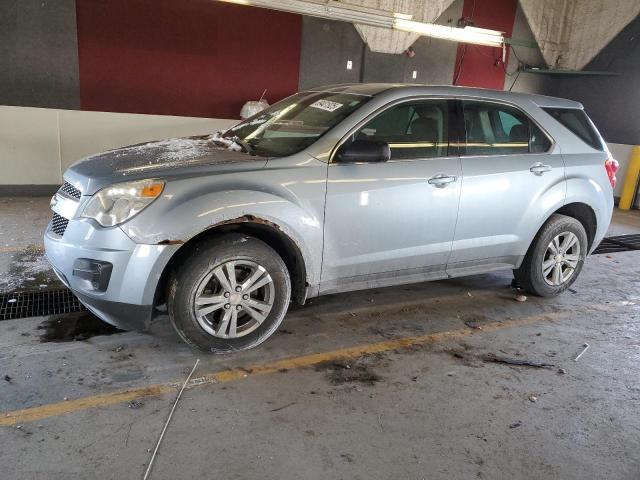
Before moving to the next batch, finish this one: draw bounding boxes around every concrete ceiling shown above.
[343,0,456,53]
[519,0,640,70]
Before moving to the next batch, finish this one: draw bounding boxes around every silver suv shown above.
[45,84,618,352]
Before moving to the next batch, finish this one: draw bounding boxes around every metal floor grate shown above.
[0,289,85,321]
[593,234,640,255]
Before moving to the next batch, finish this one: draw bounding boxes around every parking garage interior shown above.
[1,1,640,479]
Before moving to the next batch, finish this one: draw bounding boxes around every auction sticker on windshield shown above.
[309,100,343,112]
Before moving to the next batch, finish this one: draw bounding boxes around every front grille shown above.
[0,289,85,321]
[59,181,82,200]
[51,213,69,237]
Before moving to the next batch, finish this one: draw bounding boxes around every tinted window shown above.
[224,92,369,157]
[342,100,450,160]
[461,101,551,155]
[543,108,603,151]
[531,122,551,153]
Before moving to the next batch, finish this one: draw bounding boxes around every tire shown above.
[514,214,588,297]
[167,233,291,353]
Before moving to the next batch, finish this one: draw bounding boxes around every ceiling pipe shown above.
[216,0,505,47]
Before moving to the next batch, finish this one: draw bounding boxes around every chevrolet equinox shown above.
[45,84,618,352]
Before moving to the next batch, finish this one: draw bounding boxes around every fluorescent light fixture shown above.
[394,19,504,47]
[216,0,505,47]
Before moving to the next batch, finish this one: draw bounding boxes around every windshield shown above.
[223,91,369,157]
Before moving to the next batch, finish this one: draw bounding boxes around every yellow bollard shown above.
[619,146,640,210]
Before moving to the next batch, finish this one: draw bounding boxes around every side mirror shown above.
[335,139,391,163]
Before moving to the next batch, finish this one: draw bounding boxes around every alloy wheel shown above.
[193,260,275,338]
[541,231,581,286]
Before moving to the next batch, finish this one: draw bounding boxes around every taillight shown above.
[605,158,619,188]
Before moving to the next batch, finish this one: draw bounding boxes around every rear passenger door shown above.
[447,99,565,275]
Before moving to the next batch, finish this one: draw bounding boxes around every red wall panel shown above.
[76,0,301,118]
[453,0,517,89]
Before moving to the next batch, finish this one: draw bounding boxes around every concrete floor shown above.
[1,200,639,479]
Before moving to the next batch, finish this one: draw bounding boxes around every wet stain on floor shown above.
[38,312,123,342]
[315,354,384,386]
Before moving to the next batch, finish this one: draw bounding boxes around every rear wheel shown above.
[514,214,588,297]
[167,234,291,353]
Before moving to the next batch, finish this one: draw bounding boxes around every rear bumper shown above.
[44,217,179,331]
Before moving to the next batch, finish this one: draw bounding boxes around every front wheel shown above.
[514,214,588,297]
[167,234,291,353]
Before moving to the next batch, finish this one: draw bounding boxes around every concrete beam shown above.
[519,0,640,70]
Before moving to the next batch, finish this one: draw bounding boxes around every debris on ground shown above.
[128,400,144,409]
[340,453,354,463]
[315,357,382,386]
[514,294,527,302]
[112,345,126,353]
[528,394,538,403]
[4,375,12,382]
[269,402,296,413]
[574,343,590,361]
[558,368,567,375]
[464,321,483,330]
[143,359,200,480]
[459,313,488,331]
[482,353,554,368]
[509,421,522,429]
[442,347,483,368]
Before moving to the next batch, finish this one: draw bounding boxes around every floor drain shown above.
[593,234,640,255]
[0,289,85,321]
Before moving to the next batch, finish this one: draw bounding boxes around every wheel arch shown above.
[551,202,597,251]
[154,215,309,308]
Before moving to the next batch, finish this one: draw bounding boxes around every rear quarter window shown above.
[543,108,603,151]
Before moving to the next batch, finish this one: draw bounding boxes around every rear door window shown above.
[461,101,551,156]
[542,108,603,151]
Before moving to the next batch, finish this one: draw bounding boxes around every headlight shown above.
[81,179,165,227]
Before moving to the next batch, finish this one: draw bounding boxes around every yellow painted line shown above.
[0,311,563,427]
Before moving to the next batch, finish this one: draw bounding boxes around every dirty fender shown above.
[119,164,327,289]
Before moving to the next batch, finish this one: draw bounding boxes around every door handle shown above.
[428,174,457,188]
[530,163,552,175]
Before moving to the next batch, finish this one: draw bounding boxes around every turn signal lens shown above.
[141,183,164,198]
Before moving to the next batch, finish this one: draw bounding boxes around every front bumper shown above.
[44,217,179,331]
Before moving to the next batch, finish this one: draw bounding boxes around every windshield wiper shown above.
[210,132,256,155]
[231,137,256,156]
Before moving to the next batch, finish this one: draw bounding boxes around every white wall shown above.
[0,105,237,185]
[0,105,636,204]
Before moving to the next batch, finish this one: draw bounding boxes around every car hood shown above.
[65,134,268,195]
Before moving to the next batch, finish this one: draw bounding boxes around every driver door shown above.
[320,98,462,293]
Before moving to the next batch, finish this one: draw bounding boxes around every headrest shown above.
[410,117,438,140]
[509,124,528,142]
